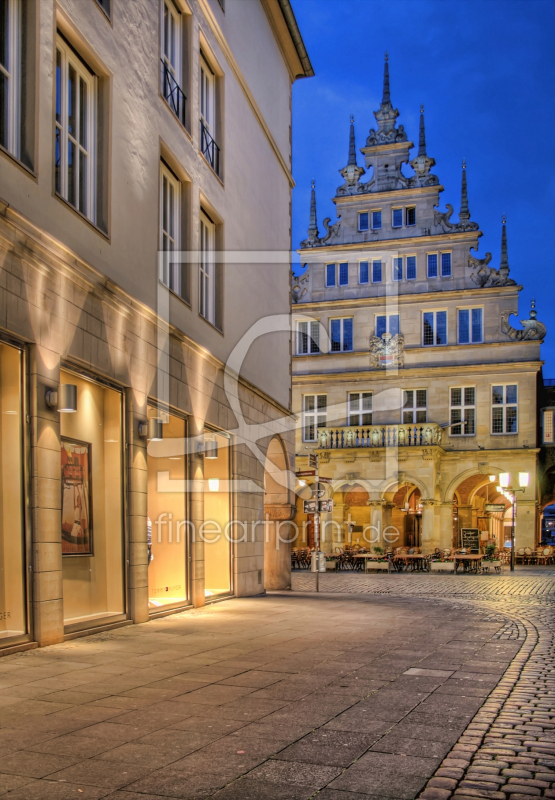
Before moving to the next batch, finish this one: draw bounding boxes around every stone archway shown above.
[263,436,296,590]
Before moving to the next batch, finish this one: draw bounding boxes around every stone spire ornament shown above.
[434,160,479,232]
[409,105,438,187]
[499,214,509,280]
[468,215,516,288]
[459,159,470,223]
[308,180,318,238]
[300,180,341,248]
[366,53,407,147]
[336,116,365,196]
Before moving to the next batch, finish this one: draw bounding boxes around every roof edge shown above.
[276,0,315,78]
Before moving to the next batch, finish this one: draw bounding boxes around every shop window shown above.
[203,429,231,598]
[147,407,188,612]
[403,389,427,424]
[0,342,26,642]
[61,371,125,628]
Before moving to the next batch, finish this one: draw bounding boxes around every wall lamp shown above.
[45,384,77,413]
[138,418,164,442]
[204,436,218,460]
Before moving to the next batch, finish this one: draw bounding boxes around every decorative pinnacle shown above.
[459,159,470,223]
[530,299,537,319]
[308,180,318,236]
[348,115,357,166]
[418,105,427,157]
[382,54,391,105]
[500,214,509,273]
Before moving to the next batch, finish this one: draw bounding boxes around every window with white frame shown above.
[441,252,452,277]
[159,162,181,295]
[349,392,372,427]
[392,208,403,228]
[543,409,554,444]
[403,389,427,424]
[303,394,327,442]
[450,387,476,436]
[372,260,382,283]
[199,209,216,324]
[161,0,185,124]
[492,385,518,434]
[297,320,320,355]
[406,207,416,226]
[372,210,382,230]
[330,318,353,352]
[55,37,97,222]
[427,253,438,278]
[393,257,403,281]
[406,255,416,280]
[338,262,349,286]
[376,314,400,337]
[423,310,447,346]
[458,308,483,344]
[326,263,335,287]
[358,212,369,231]
[0,0,21,158]
[200,53,219,173]
[359,261,369,284]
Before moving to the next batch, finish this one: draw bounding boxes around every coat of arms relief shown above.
[369,332,405,368]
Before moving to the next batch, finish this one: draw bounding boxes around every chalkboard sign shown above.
[461,528,480,550]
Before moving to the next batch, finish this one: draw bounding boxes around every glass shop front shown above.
[60,371,126,629]
[203,428,232,598]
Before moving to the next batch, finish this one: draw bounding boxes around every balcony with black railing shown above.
[161,60,186,127]
[200,119,221,176]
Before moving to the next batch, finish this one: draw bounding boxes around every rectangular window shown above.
[349,392,373,427]
[199,209,216,324]
[492,385,518,434]
[161,0,185,126]
[326,263,335,287]
[339,262,349,286]
[406,207,416,226]
[450,387,476,436]
[330,318,353,352]
[200,53,219,174]
[55,37,97,222]
[159,162,182,296]
[441,252,452,277]
[372,260,382,283]
[376,314,400,337]
[95,0,111,17]
[392,208,403,228]
[359,212,369,231]
[393,257,403,281]
[359,261,369,284]
[458,308,483,344]
[297,320,320,355]
[427,253,438,278]
[0,0,21,158]
[423,311,447,346]
[372,210,382,230]
[303,394,327,442]
[406,255,416,280]
[403,389,427,424]
[543,409,554,444]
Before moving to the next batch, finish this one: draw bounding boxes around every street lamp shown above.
[493,471,529,572]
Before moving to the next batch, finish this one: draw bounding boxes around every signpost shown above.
[461,528,480,551]
[319,500,333,513]
[485,504,506,513]
[296,470,316,478]
[303,500,318,514]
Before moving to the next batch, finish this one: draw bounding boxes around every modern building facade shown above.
[0,0,312,652]
[292,58,545,556]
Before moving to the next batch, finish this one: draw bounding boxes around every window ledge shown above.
[159,92,192,141]
[159,281,191,309]
[0,145,36,180]
[198,311,224,336]
[199,151,224,187]
[55,193,109,240]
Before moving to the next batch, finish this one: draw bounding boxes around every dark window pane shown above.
[441,252,452,277]
[458,309,469,343]
[427,254,438,278]
[339,263,348,286]
[79,78,87,148]
[56,50,61,122]
[492,406,504,433]
[436,311,447,345]
[506,385,517,404]
[304,395,314,412]
[451,408,462,436]
[359,261,369,284]
[392,208,402,227]
[471,308,482,342]
[451,388,462,407]
[423,313,434,346]
[416,410,427,423]
[317,395,327,411]
[406,207,416,226]
[0,0,7,69]
[78,150,87,213]
[372,261,382,282]
[506,406,517,433]
[330,319,341,351]
[492,386,504,404]
[393,257,403,281]
[376,316,386,338]
[372,210,382,229]
[403,411,414,424]
[326,264,335,287]
[67,139,76,207]
[68,64,76,136]
[464,387,475,406]
[465,408,475,435]
[359,212,369,231]
[0,72,6,149]
[390,315,400,336]
[55,127,61,193]
[406,256,416,280]
[403,390,413,409]
[343,319,353,351]
[416,390,427,408]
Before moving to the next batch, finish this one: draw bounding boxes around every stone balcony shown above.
[317,423,444,450]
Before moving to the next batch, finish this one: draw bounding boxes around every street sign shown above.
[308,454,317,468]
[303,500,318,514]
[485,504,506,513]
[312,486,326,499]
[319,499,334,513]
[296,470,316,478]
[318,477,332,484]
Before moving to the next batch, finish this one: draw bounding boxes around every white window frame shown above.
[297,320,320,355]
[449,386,476,437]
[422,310,448,347]
[392,207,403,228]
[458,307,483,344]
[160,1,182,99]
[200,53,215,134]
[392,256,403,281]
[55,37,97,223]
[348,392,373,427]
[440,250,452,278]
[491,384,518,435]
[199,209,216,324]
[358,261,369,285]
[358,212,369,232]
[372,259,383,284]
[371,210,382,230]
[302,394,327,442]
[542,408,554,444]
[0,0,21,158]
[330,317,353,353]
[375,314,400,337]
[159,162,181,295]
[402,389,427,424]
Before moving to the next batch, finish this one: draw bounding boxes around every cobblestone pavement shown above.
[0,571,553,800]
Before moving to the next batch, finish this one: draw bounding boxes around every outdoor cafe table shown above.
[393,553,426,572]
[454,553,483,573]
[351,554,390,572]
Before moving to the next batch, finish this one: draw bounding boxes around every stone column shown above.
[189,418,205,608]
[126,389,148,624]
[439,502,454,550]
[367,499,384,548]
[382,502,397,549]
[421,500,440,553]
[515,499,538,550]
[263,504,297,590]
[30,346,63,646]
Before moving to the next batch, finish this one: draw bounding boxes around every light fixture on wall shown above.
[138,418,164,441]
[45,384,77,413]
[489,474,496,483]
[208,478,220,492]
[204,435,218,459]
[499,472,510,488]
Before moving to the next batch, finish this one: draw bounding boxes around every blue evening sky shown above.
[291,0,555,373]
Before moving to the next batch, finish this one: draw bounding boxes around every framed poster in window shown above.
[61,438,93,556]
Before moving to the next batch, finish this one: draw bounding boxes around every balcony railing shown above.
[200,119,220,176]
[317,423,443,450]
[161,60,186,126]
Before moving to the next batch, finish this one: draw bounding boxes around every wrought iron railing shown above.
[317,423,443,450]
[161,60,186,126]
[200,119,220,175]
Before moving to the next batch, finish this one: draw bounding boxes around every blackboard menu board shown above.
[461,528,480,550]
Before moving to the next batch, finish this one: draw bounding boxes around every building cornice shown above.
[333,184,442,206]
[297,229,483,258]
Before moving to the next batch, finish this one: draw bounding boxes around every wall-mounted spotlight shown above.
[204,436,218,460]
[138,418,164,441]
[45,384,77,413]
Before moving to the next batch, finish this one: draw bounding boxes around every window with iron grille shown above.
[491,385,518,434]
[349,392,373,426]
[200,52,219,174]
[297,320,320,355]
[303,394,327,442]
[403,390,427,424]
[161,1,186,126]
[458,308,483,344]
[375,314,400,337]
[330,318,353,352]
[450,387,476,436]
[423,311,447,346]
[359,261,369,284]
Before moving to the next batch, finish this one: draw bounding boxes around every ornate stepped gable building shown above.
[292,56,545,555]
